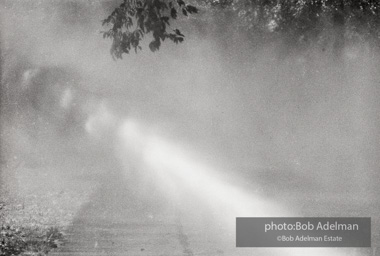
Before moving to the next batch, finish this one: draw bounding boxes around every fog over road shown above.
[50,117,375,256]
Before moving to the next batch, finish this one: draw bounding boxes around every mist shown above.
[1,1,379,255]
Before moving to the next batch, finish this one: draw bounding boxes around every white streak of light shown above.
[117,118,352,256]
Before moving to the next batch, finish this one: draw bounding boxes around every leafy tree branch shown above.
[102,0,198,59]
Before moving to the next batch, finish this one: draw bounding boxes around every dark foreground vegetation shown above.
[0,225,63,256]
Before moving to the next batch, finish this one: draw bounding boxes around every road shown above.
[50,168,376,256]
[50,119,378,256]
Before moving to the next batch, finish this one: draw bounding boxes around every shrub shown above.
[0,225,64,256]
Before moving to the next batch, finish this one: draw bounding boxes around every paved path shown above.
[50,169,231,256]
[50,160,378,256]
[50,122,378,256]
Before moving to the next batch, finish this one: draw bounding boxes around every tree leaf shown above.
[186,5,198,14]
[171,7,177,19]
[174,29,184,37]
[161,16,170,25]
[177,0,185,7]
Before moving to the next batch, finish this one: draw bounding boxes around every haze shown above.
[1,1,379,255]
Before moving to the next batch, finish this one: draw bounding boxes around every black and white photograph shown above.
[0,0,379,255]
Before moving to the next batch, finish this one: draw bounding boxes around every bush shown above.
[0,225,25,256]
[0,225,64,256]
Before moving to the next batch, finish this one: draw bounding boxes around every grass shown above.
[0,150,98,256]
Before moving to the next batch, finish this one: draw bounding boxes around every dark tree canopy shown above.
[228,0,380,53]
[103,0,380,58]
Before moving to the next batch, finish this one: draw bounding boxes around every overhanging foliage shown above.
[102,0,198,59]
[103,0,380,58]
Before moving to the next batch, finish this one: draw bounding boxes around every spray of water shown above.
[114,117,356,256]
